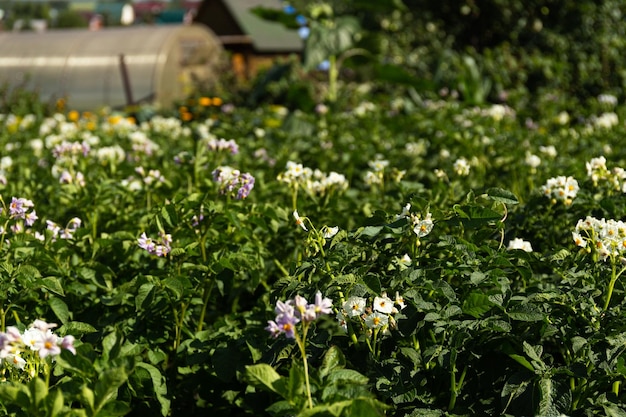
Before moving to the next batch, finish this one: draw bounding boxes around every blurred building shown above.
[194,0,303,79]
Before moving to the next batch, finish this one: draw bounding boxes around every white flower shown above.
[453,158,470,176]
[525,153,541,168]
[594,112,619,129]
[343,297,366,317]
[293,210,308,232]
[411,212,434,238]
[397,253,412,270]
[395,292,406,310]
[507,238,533,252]
[365,312,388,329]
[373,295,394,314]
[322,226,339,239]
[555,111,570,125]
[396,203,411,219]
[572,232,587,248]
[539,145,557,158]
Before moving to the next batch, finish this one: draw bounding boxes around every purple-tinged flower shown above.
[32,320,57,331]
[60,335,76,355]
[294,295,315,321]
[275,314,298,339]
[46,220,61,238]
[25,210,38,227]
[265,320,282,338]
[312,291,333,318]
[212,166,255,199]
[9,197,33,219]
[207,138,239,154]
[275,300,295,317]
[37,330,61,358]
[138,231,172,257]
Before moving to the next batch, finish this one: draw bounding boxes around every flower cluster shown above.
[0,197,39,236]
[540,175,579,205]
[337,293,406,337]
[397,203,434,238]
[46,217,81,240]
[8,197,36,225]
[278,161,348,196]
[573,216,626,262]
[212,166,255,199]
[129,131,160,158]
[585,156,626,192]
[363,158,388,186]
[265,292,333,339]
[206,137,239,155]
[138,231,172,257]
[135,166,166,185]
[592,112,619,129]
[0,320,76,372]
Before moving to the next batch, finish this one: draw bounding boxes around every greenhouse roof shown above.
[196,0,302,53]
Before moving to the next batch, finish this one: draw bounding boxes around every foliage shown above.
[0,86,625,416]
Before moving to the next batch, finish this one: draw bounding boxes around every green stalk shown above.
[196,279,214,333]
[328,55,338,103]
[603,261,626,310]
[448,364,467,411]
[295,325,313,409]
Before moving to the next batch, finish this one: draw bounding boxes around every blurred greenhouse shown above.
[0,24,224,110]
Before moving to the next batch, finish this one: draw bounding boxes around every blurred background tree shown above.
[247,0,626,118]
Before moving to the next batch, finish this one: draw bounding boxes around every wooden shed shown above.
[0,24,224,111]
[193,0,303,79]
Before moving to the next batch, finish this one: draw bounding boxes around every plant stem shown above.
[448,362,467,411]
[197,279,214,333]
[295,327,313,409]
[603,262,626,310]
[328,55,338,103]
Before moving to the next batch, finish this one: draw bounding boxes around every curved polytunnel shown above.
[0,24,224,111]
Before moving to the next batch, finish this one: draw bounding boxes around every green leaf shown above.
[319,346,346,379]
[29,377,48,408]
[287,363,305,404]
[135,283,155,311]
[508,354,534,372]
[362,274,381,295]
[135,362,170,417]
[49,296,70,324]
[81,386,95,414]
[357,225,384,238]
[507,303,545,322]
[453,204,502,227]
[326,369,369,385]
[0,382,30,409]
[160,204,178,228]
[58,321,97,335]
[485,187,519,205]
[538,378,571,416]
[245,364,287,397]
[162,277,184,299]
[41,276,65,296]
[94,368,129,415]
[462,292,493,318]
[602,404,626,417]
[46,389,64,417]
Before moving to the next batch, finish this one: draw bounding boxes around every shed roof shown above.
[195,0,302,53]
